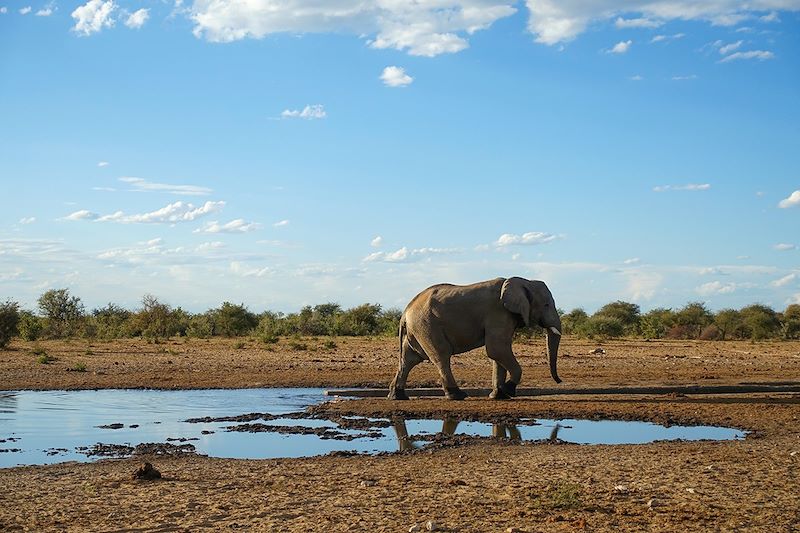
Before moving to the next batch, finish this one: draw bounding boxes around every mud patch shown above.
[77,442,198,458]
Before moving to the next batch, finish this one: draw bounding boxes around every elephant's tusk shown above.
[549,327,562,336]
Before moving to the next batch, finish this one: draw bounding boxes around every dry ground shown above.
[1,337,799,532]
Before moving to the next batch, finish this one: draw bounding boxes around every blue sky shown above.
[1,0,799,314]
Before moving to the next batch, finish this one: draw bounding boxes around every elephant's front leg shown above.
[486,334,521,400]
[488,360,507,399]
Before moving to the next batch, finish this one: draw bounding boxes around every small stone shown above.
[790,451,797,457]
[425,520,437,531]
[647,498,659,510]
[506,528,523,533]
[360,480,376,487]
[613,484,628,493]
[408,524,420,532]
[686,488,697,494]
[132,462,161,481]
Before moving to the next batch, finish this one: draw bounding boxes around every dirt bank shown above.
[1,338,799,532]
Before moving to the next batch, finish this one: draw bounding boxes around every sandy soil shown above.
[1,337,799,532]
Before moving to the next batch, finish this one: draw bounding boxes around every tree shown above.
[714,309,742,341]
[739,304,780,340]
[212,302,258,337]
[37,288,85,338]
[133,294,180,341]
[561,308,589,336]
[782,304,800,340]
[594,301,641,336]
[640,308,674,339]
[673,302,713,339]
[583,315,624,339]
[0,300,20,348]
[90,303,132,339]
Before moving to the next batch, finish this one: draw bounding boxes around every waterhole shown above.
[0,389,745,467]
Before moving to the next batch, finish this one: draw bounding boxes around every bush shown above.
[583,315,624,339]
[186,313,214,338]
[0,300,20,348]
[714,309,742,341]
[739,304,780,340]
[699,324,721,340]
[89,303,132,340]
[17,311,43,341]
[593,301,640,336]
[674,302,713,339]
[38,288,85,338]
[561,308,589,336]
[131,294,182,341]
[782,304,800,340]
[640,308,674,339]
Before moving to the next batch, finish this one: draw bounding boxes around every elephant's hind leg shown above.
[388,345,425,400]
[416,334,466,401]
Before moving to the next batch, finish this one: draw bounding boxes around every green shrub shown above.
[36,351,55,364]
[70,362,87,372]
[583,315,624,339]
[212,302,258,337]
[17,311,43,341]
[0,300,20,348]
[89,303,132,340]
[186,313,214,338]
[233,340,245,349]
[38,288,85,339]
[639,308,674,339]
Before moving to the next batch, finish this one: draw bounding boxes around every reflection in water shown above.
[0,392,18,416]
[393,417,534,451]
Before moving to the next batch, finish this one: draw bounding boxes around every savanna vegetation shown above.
[0,288,798,348]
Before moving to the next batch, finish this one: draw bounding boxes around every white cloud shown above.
[771,273,797,287]
[719,40,743,55]
[615,17,660,28]
[370,236,383,247]
[97,161,110,167]
[719,50,774,62]
[654,183,709,192]
[623,270,663,300]
[194,219,262,234]
[623,257,640,265]
[273,219,289,227]
[230,261,271,278]
[380,66,414,88]
[71,0,116,36]
[35,4,54,16]
[63,209,99,221]
[774,243,796,251]
[525,1,799,45]
[696,281,738,295]
[495,232,558,247]
[0,7,8,14]
[281,104,326,120]
[363,246,460,263]
[125,8,149,29]
[609,40,632,54]
[671,74,698,80]
[65,200,224,224]
[760,11,780,22]
[189,0,516,57]
[629,74,643,81]
[778,190,800,208]
[650,33,684,43]
[19,6,32,14]
[19,217,36,225]
[119,177,212,196]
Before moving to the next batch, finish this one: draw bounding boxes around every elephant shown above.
[388,277,562,401]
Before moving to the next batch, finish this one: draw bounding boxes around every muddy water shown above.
[0,389,746,467]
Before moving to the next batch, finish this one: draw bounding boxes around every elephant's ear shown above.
[501,277,530,326]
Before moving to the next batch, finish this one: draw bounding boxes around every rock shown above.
[790,451,797,457]
[408,524,420,532]
[647,498,660,510]
[425,520,437,531]
[132,462,161,480]
[359,480,376,487]
[506,528,524,533]
[613,484,629,493]
[589,348,606,355]
[686,488,697,494]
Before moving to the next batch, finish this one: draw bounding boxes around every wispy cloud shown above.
[370,236,383,247]
[696,281,738,295]
[97,161,110,167]
[120,177,212,196]
[363,246,460,263]
[615,17,660,28]
[273,219,289,228]
[778,190,800,209]
[671,74,698,81]
[718,40,743,55]
[19,217,36,225]
[64,200,225,224]
[629,74,643,81]
[771,273,797,287]
[609,40,632,54]
[125,8,149,29]
[650,33,684,43]
[495,232,559,247]
[194,219,262,234]
[380,66,414,87]
[35,3,54,16]
[623,257,640,265]
[281,105,326,120]
[774,243,796,251]
[19,6,32,14]
[654,183,710,192]
[719,50,774,63]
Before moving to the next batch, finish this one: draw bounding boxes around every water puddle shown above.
[0,389,746,467]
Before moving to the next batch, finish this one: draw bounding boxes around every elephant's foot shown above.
[388,388,409,400]
[499,380,517,398]
[489,387,511,400]
[445,387,467,401]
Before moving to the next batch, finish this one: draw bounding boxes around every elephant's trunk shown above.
[546,319,562,384]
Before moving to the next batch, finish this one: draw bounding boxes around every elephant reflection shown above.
[391,417,526,452]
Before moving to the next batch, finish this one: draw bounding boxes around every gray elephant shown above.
[388,277,562,400]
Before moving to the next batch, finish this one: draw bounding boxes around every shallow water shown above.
[0,389,746,467]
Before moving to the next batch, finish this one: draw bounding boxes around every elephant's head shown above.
[500,277,562,384]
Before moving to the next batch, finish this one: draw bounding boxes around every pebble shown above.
[359,480,376,487]
[506,528,523,533]
[647,498,659,510]
[790,451,797,457]
[613,484,629,493]
[425,520,437,531]
[686,488,697,494]
[408,524,420,532]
